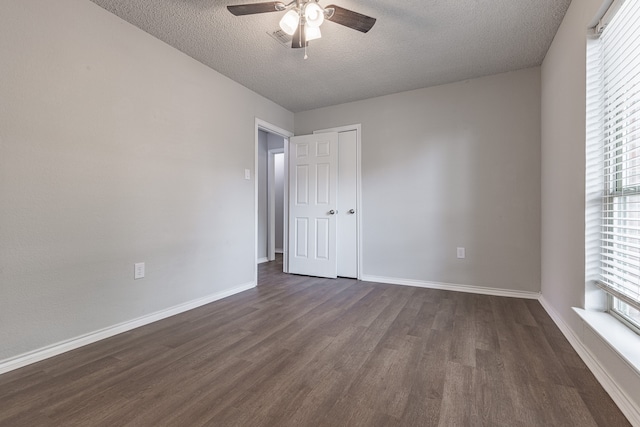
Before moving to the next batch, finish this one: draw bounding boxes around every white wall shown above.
[541,0,640,419]
[296,68,541,293]
[0,0,293,363]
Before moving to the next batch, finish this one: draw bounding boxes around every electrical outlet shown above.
[134,262,145,279]
[456,247,465,259]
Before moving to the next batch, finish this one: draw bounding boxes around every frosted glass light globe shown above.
[304,3,324,27]
[279,10,300,35]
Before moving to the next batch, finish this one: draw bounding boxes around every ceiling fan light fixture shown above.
[305,25,321,41]
[304,2,325,27]
[279,9,299,35]
[227,1,377,57]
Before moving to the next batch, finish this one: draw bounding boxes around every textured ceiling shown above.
[88,0,571,112]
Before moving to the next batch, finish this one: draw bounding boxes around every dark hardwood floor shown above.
[0,256,631,426]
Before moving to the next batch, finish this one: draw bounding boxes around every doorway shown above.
[257,130,285,264]
[268,150,285,260]
[254,120,362,284]
[254,119,293,284]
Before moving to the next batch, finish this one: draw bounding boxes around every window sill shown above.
[573,307,640,375]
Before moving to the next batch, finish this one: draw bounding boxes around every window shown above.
[610,297,640,333]
[591,0,640,333]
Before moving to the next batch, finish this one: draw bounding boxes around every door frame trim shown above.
[314,124,363,280]
[255,118,293,283]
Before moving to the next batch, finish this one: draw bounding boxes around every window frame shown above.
[591,0,640,333]
[609,295,640,335]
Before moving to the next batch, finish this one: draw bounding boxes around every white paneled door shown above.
[288,132,339,278]
[337,130,358,278]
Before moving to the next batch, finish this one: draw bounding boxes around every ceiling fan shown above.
[227,0,376,57]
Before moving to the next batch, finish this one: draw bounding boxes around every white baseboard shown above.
[0,281,256,375]
[360,275,541,300]
[275,249,283,254]
[257,257,269,264]
[539,297,640,426]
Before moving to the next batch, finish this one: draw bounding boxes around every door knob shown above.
[348,209,355,214]
[329,210,336,215]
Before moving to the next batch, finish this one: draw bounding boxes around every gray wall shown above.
[266,134,285,252]
[0,0,293,362]
[296,68,541,292]
[267,133,285,151]
[257,130,268,260]
[541,0,640,413]
[541,0,596,331]
[4,2,636,414]
[274,153,285,252]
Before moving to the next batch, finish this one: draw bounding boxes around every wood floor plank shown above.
[438,361,479,427]
[0,255,631,426]
[473,294,500,352]
[476,346,534,426]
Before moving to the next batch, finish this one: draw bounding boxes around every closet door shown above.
[337,130,358,278]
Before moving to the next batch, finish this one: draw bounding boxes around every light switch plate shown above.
[244,169,251,180]
[456,247,465,259]
[134,262,145,279]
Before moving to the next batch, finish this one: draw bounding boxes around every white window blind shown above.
[596,0,640,312]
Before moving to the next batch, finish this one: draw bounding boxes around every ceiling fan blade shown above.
[325,5,376,33]
[291,22,307,48]
[227,1,285,16]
